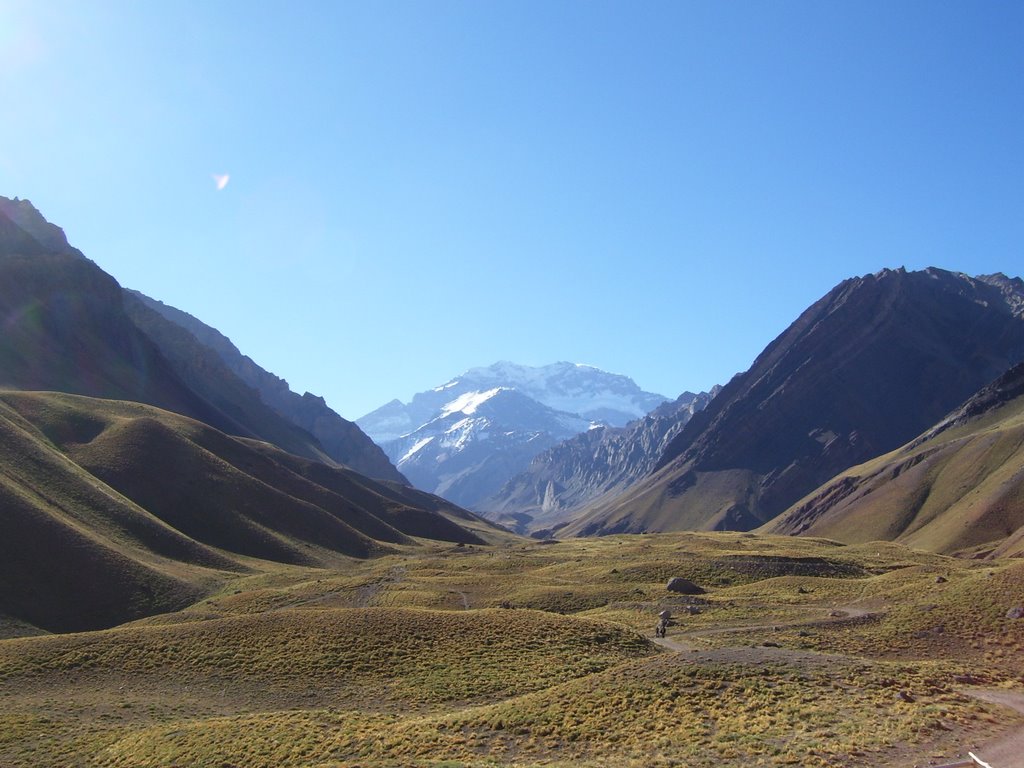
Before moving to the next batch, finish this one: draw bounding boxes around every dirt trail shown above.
[942,690,1024,768]
[355,566,406,607]
[656,605,874,646]
[652,635,694,653]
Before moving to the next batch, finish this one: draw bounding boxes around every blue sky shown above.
[2,1,1022,419]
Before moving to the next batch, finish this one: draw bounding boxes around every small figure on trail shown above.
[655,612,670,638]
[654,621,666,638]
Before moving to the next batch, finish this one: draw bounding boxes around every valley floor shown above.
[2,532,1023,767]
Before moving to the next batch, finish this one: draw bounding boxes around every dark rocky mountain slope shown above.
[480,389,717,534]
[0,202,237,432]
[0,195,401,482]
[563,268,1024,537]
[125,291,403,482]
[764,361,1024,557]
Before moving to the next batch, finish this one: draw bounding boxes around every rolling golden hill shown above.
[0,390,500,633]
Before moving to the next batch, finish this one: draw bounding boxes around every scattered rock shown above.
[898,690,916,703]
[762,641,781,648]
[935,575,947,584]
[1006,605,1024,620]
[658,610,672,621]
[797,586,811,594]
[685,605,701,615]
[953,674,984,685]
[666,577,705,595]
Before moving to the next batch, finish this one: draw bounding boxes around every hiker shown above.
[655,609,671,638]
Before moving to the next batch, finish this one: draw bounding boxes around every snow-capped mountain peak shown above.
[356,362,669,510]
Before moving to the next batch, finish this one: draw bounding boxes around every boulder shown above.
[666,577,705,595]
[1006,605,1024,620]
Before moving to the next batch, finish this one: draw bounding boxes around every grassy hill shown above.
[0,396,233,633]
[765,363,1024,556]
[0,390,502,633]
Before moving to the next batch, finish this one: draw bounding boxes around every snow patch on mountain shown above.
[441,387,507,417]
[400,436,435,464]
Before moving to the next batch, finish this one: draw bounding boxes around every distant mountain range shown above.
[359,361,668,443]
[357,362,670,509]
[563,267,1024,538]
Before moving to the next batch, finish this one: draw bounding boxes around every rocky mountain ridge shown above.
[358,361,667,444]
[562,267,1024,537]
[481,388,719,534]
[0,196,402,483]
[128,291,404,483]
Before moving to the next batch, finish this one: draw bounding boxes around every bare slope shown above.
[564,268,1024,537]
[766,361,1024,555]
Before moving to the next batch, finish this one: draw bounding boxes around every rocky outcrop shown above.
[666,577,705,595]
[565,267,1024,537]
[0,196,80,256]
